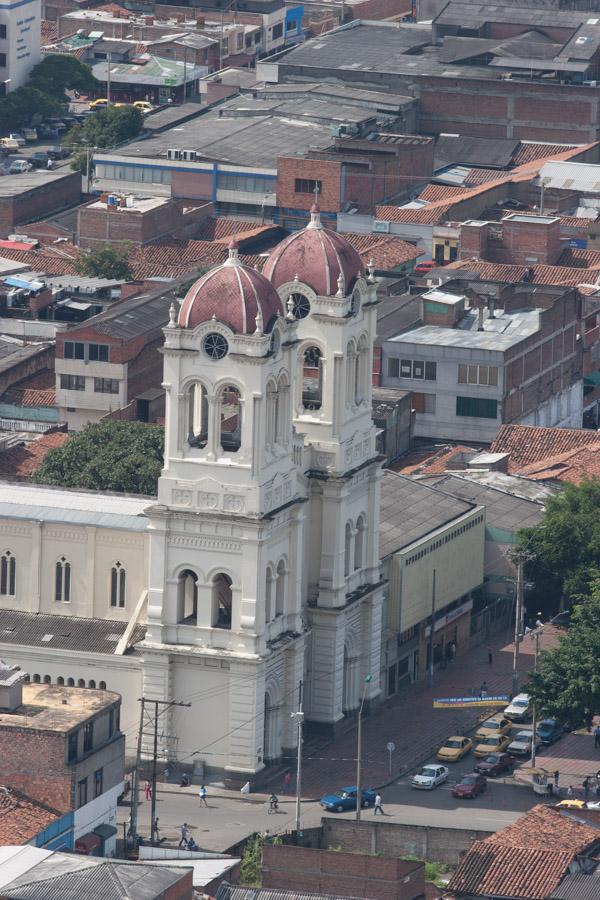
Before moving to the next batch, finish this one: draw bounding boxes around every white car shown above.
[411,764,449,790]
[504,693,531,722]
[507,730,541,756]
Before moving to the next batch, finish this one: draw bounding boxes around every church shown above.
[0,206,385,776]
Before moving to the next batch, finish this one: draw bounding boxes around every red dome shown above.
[264,205,364,297]
[178,244,284,333]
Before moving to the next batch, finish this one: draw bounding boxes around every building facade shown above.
[0,0,40,93]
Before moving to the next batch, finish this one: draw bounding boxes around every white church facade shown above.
[0,207,385,776]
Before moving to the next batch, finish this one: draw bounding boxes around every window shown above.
[55,557,71,603]
[275,560,285,617]
[0,551,15,596]
[396,359,436,381]
[78,777,88,808]
[236,31,243,49]
[295,178,322,195]
[64,341,84,360]
[212,573,232,629]
[0,25,7,39]
[456,396,498,419]
[67,677,75,687]
[387,358,399,378]
[344,522,352,577]
[60,374,86,391]
[110,562,126,608]
[94,378,119,394]
[88,343,109,362]
[272,22,283,39]
[412,392,436,414]
[425,362,437,380]
[83,721,94,753]
[100,681,106,691]
[68,731,78,762]
[94,768,103,798]
[217,173,272,194]
[458,364,498,386]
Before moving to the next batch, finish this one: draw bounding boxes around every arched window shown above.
[355,515,366,571]
[275,560,285,617]
[177,569,198,624]
[33,674,40,683]
[57,676,65,686]
[77,678,85,688]
[219,385,242,453]
[302,347,323,410]
[67,678,75,687]
[55,557,71,603]
[99,681,107,690]
[266,380,278,447]
[346,340,357,407]
[89,679,96,689]
[24,674,30,683]
[212,573,232,629]
[187,382,209,448]
[344,522,353,577]
[277,373,289,444]
[43,675,51,684]
[357,334,369,405]
[265,566,275,623]
[110,562,126,608]
[0,551,15,596]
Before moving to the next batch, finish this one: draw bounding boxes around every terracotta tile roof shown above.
[0,432,70,480]
[198,216,270,241]
[128,239,262,280]
[557,247,600,269]
[0,245,80,276]
[516,444,600,484]
[97,2,130,13]
[418,184,469,202]
[41,19,58,43]
[490,423,600,470]
[447,843,575,900]
[0,785,61,844]
[488,804,600,853]
[559,215,599,229]
[2,368,56,410]
[464,167,508,185]
[512,143,573,167]
[340,233,419,269]
[394,444,478,475]
[376,203,452,225]
[446,257,600,287]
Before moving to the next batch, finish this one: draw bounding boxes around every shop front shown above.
[421,596,473,677]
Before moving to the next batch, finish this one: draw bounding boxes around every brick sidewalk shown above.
[296,625,561,798]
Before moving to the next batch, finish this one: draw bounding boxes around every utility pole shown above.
[509,549,534,696]
[106,51,111,106]
[129,697,146,843]
[290,680,304,837]
[531,619,542,767]
[427,569,436,688]
[355,674,372,823]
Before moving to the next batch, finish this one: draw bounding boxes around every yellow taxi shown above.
[437,736,474,763]
[556,799,586,809]
[89,98,109,109]
[133,100,153,113]
[474,733,512,758]
[474,715,512,743]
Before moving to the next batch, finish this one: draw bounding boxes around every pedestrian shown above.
[487,646,493,666]
[199,784,208,807]
[152,817,160,842]
[179,822,189,848]
[46,157,53,170]
[283,771,292,795]
[374,793,384,815]
[553,770,559,793]
[594,724,600,749]
[145,781,152,801]
[584,777,590,801]
[567,785,574,799]
[480,681,488,698]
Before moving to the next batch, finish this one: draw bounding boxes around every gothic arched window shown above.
[219,385,242,453]
[55,557,71,603]
[0,551,15,596]
[302,346,323,410]
[355,515,366,570]
[110,562,126,608]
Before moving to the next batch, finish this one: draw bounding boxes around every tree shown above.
[33,422,164,495]
[527,582,600,727]
[518,480,600,615]
[28,55,96,98]
[75,244,133,281]
[239,834,263,887]
[70,105,144,150]
[0,85,64,132]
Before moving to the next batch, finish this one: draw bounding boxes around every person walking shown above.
[594,724,600,749]
[199,785,208,807]
[584,777,590,802]
[553,770,560,794]
[374,793,384,815]
[145,781,152,801]
[152,817,160,842]
[179,823,189,848]
[283,771,292,795]
[480,681,488,698]
[567,785,574,799]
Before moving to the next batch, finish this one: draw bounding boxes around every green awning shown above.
[584,371,600,386]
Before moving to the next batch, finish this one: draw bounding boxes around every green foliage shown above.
[527,583,600,726]
[28,55,96,98]
[33,422,164,495]
[239,834,263,887]
[73,105,144,149]
[0,86,64,132]
[401,856,451,888]
[75,244,133,281]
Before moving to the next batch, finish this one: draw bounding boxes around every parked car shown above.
[48,118,67,132]
[474,752,515,777]
[556,799,586,810]
[551,610,571,627]
[474,715,512,742]
[0,137,21,151]
[474,733,512,758]
[8,159,32,174]
[411,764,449,790]
[537,718,564,745]
[504,693,531,722]
[7,133,26,146]
[437,736,473,763]
[47,146,70,160]
[22,127,38,142]
[133,100,153,113]
[29,151,49,169]
[319,786,376,812]
[37,123,54,139]
[89,98,109,109]
[507,730,542,757]
[452,773,487,799]
[413,259,437,276]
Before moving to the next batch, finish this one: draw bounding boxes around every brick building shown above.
[0,172,81,239]
[78,196,213,249]
[55,283,174,430]
[0,786,73,850]
[459,214,562,266]
[0,662,124,856]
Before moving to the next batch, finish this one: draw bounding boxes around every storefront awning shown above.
[75,832,102,854]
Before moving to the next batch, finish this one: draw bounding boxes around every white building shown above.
[0,0,40,93]
[0,207,384,775]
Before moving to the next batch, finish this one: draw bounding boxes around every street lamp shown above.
[290,710,304,835]
[355,674,373,823]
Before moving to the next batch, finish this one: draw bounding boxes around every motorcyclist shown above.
[269,793,279,811]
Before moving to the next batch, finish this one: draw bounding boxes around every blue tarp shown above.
[4,275,45,291]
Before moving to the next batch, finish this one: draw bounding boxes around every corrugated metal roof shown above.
[538,160,600,192]
[0,482,150,531]
[0,609,145,654]
[217,883,367,900]
[550,874,600,900]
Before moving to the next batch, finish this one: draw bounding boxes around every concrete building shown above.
[0,0,40,93]
[0,663,124,856]
[381,287,582,442]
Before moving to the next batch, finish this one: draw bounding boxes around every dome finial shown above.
[225,237,240,266]
[307,182,322,230]
[255,307,263,335]
[336,271,345,297]
[367,258,376,283]
[168,301,178,328]
[286,294,295,320]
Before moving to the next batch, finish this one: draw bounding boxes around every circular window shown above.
[203,332,228,360]
[290,292,310,320]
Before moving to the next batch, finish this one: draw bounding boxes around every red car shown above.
[474,752,515,778]
[413,259,437,276]
[452,773,487,799]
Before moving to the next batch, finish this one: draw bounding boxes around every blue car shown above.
[537,718,564,745]
[319,786,377,812]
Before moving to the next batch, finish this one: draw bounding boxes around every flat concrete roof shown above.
[388,308,541,351]
[0,170,76,197]
[86,196,170,212]
[0,682,120,733]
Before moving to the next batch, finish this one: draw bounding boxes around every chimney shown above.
[145,15,154,24]
[196,15,205,26]
[0,662,27,712]
[488,298,495,319]
[477,303,484,331]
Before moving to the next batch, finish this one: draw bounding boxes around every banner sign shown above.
[433,694,509,709]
